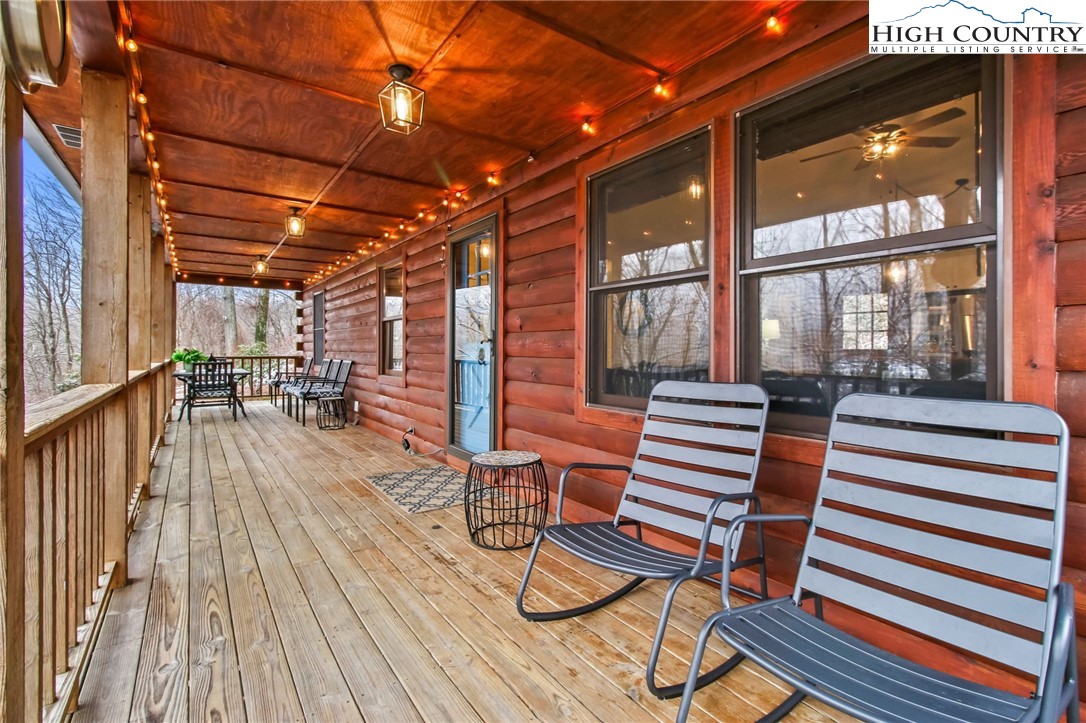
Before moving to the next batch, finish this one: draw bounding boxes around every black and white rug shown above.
[367,466,466,514]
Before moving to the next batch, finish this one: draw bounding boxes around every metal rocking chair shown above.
[517,380,771,699]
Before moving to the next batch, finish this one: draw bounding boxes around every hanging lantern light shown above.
[252,256,270,275]
[378,64,425,135]
[685,174,705,201]
[285,207,305,237]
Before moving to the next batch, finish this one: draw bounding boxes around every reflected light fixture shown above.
[379,64,425,135]
[252,256,270,276]
[285,207,305,237]
[686,174,705,201]
[479,240,491,259]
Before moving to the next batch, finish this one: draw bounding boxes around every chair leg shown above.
[676,610,733,723]
[516,531,647,621]
[301,398,307,426]
[647,574,745,699]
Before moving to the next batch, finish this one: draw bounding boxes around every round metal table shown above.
[464,450,548,550]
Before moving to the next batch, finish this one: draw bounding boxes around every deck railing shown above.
[172,355,302,401]
[22,362,174,721]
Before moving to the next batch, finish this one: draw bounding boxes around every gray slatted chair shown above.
[269,356,312,408]
[517,381,771,699]
[677,393,1079,723]
[293,359,353,427]
[283,359,332,417]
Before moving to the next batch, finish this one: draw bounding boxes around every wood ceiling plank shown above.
[351,122,522,196]
[155,133,332,203]
[171,213,371,251]
[180,259,308,279]
[178,250,316,272]
[137,48,372,165]
[419,8,648,149]
[512,1,766,77]
[497,2,665,77]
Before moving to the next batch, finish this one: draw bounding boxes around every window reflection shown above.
[759,246,988,425]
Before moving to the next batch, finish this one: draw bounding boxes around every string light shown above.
[136,90,148,105]
[125,38,138,53]
[653,79,671,98]
[766,11,783,33]
[581,117,596,135]
[145,130,155,142]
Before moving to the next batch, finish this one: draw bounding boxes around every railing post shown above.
[150,232,166,443]
[0,69,26,723]
[81,71,129,584]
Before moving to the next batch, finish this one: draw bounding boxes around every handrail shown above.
[24,383,124,448]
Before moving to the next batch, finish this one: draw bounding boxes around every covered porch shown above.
[75,403,842,723]
[1,0,1084,720]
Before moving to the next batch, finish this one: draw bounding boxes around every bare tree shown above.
[23,172,82,403]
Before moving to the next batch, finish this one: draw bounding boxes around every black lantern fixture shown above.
[252,256,269,275]
[379,63,425,135]
[285,207,305,237]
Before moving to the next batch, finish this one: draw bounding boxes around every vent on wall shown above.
[52,124,82,149]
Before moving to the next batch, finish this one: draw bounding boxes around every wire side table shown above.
[464,450,548,550]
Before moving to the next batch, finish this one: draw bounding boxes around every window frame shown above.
[737,56,1002,437]
[584,127,714,413]
[378,263,405,382]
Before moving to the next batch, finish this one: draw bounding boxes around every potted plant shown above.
[172,347,209,372]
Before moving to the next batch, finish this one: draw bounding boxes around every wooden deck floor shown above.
[75,403,847,722]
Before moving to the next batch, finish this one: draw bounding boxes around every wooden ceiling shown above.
[24,0,792,287]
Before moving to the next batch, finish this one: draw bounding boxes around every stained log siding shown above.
[304,18,1085,710]
[1056,55,1086,701]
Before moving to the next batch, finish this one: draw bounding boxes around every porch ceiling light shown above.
[379,64,425,136]
[252,256,269,275]
[285,207,305,237]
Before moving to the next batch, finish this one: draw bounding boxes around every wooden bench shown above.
[678,393,1079,723]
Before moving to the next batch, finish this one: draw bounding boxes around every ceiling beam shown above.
[177,271,298,290]
[153,127,449,191]
[163,178,408,221]
[175,248,333,269]
[416,2,488,80]
[180,259,308,278]
[134,34,531,151]
[172,210,377,241]
[175,232,349,258]
[496,2,666,78]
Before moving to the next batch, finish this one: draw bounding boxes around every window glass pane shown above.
[383,319,403,372]
[592,136,708,284]
[753,59,983,259]
[759,246,988,420]
[592,279,710,405]
[383,266,402,318]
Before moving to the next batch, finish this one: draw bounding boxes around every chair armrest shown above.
[689,492,764,575]
[1038,582,1078,721]
[556,462,632,525]
[716,512,811,608]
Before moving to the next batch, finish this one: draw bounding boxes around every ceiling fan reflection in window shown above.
[799,107,965,171]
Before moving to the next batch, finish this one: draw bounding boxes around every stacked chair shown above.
[285,359,353,426]
[268,356,312,408]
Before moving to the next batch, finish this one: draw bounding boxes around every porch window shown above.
[380,265,404,374]
[739,56,998,435]
[587,130,711,410]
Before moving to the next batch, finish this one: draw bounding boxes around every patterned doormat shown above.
[367,466,466,514]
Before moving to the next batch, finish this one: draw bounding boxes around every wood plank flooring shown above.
[75,403,849,722]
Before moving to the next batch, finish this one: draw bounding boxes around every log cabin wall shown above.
[303,20,1085,706]
[1056,54,1086,698]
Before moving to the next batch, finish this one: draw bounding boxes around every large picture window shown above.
[587,131,711,410]
[380,265,404,375]
[739,56,998,435]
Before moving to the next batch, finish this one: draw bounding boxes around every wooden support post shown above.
[165,264,176,417]
[81,71,129,584]
[128,175,152,501]
[0,72,25,723]
[150,235,166,444]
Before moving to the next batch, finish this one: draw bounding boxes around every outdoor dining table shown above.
[172,367,250,421]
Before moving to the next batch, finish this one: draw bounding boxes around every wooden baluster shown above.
[65,430,76,649]
[74,422,85,629]
[23,448,42,715]
[55,433,68,676]
[41,440,55,707]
